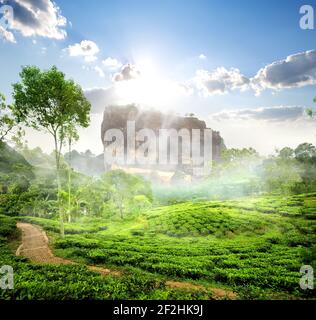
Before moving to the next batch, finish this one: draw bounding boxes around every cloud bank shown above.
[0,0,67,42]
[193,50,316,96]
[251,50,316,94]
[210,106,306,122]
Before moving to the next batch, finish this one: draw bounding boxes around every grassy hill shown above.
[14,193,316,300]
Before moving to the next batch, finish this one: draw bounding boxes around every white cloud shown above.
[94,66,105,78]
[102,57,122,69]
[113,64,141,82]
[194,67,250,96]
[251,50,316,94]
[0,0,67,41]
[199,53,207,60]
[210,106,306,122]
[66,40,99,62]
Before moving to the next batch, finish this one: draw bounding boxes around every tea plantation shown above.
[1,193,315,300]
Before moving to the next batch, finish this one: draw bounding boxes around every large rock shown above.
[101,105,225,176]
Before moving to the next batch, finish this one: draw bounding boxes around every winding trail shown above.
[16,223,73,264]
[16,222,119,276]
[16,222,237,300]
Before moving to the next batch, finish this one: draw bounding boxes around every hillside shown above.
[0,142,35,185]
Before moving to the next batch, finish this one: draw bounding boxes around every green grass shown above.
[0,215,216,300]
[25,193,315,300]
[2,193,315,300]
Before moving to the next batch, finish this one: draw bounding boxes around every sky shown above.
[0,0,316,155]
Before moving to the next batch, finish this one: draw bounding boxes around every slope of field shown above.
[18,193,315,300]
[0,215,219,300]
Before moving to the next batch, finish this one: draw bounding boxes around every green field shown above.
[2,193,315,300]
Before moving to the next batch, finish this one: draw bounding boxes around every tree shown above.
[62,125,79,223]
[294,143,316,163]
[0,93,15,142]
[102,170,152,219]
[261,157,303,194]
[278,147,294,160]
[12,66,91,237]
[214,147,260,177]
[133,195,152,212]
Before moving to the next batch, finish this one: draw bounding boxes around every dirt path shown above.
[16,223,73,264]
[16,222,237,299]
[166,281,237,300]
[16,223,119,276]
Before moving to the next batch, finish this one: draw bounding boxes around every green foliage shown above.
[102,170,153,219]
[146,202,271,237]
[12,66,91,133]
[0,214,16,236]
[262,143,315,194]
[0,93,15,142]
[294,143,316,163]
[0,191,42,217]
[0,142,34,181]
[261,157,303,194]
[155,143,316,204]
[1,190,315,299]
[35,193,316,299]
[19,216,108,235]
[11,65,92,236]
[0,215,212,300]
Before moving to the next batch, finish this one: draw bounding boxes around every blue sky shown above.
[0,0,316,154]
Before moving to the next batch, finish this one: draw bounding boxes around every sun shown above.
[115,57,185,108]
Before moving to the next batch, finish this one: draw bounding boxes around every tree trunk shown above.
[54,134,64,238]
[67,138,72,223]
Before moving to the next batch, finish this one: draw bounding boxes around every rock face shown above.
[101,105,225,177]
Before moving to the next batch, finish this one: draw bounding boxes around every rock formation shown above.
[101,105,225,179]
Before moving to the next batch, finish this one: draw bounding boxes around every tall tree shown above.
[63,125,79,223]
[12,66,91,237]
